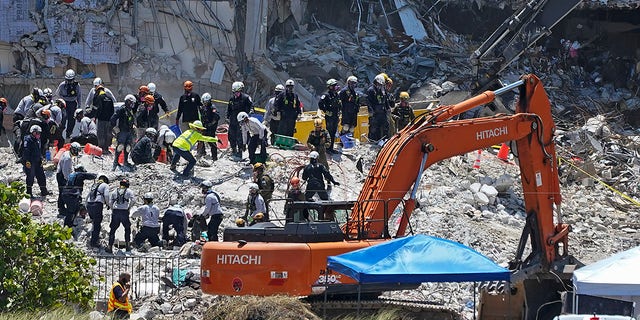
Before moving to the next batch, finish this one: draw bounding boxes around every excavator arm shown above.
[350,74,569,271]
[470,0,582,93]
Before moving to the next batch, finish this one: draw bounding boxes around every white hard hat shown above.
[143,192,154,200]
[275,84,285,92]
[309,151,319,159]
[147,82,156,93]
[75,109,84,116]
[124,94,136,103]
[200,180,213,188]
[285,79,295,86]
[347,76,358,84]
[30,125,42,133]
[374,74,385,85]
[237,111,249,122]
[232,81,244,92]
[43,88,53,96]
[164,131,176,143]
[70,142,82,153]
[160,125,169,131]
[65,69,76,80]
[93,77,102,86]
[248,183,259,190]
[145,127,157,136]
[201,92,212,102]
[326,78,338,86]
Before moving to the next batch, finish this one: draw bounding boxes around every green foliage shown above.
[0,182,96,311]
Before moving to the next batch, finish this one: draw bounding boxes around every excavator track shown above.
[308,297,460,320]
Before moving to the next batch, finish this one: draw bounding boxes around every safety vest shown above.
[172,129,217,151]
[107,282,132,313]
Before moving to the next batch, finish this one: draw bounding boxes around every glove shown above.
[25,161,31,169]
[333,181,340,186]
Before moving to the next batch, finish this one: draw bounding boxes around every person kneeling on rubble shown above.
[131,192,162,250]
[170,120,217,177]
[61,165,96,237]
[131,127,160,166]
[162,198,187,247]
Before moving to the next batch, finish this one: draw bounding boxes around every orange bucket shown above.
[84,143,102,156]
[216,132,229,150]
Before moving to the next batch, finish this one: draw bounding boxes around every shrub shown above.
[0,182,96,311]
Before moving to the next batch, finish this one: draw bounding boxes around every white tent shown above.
[573,246,640,316]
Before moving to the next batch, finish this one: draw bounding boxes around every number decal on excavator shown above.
[316,269,343,284]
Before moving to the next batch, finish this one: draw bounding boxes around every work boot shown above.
[104,246,113,254]
[112,163,119,171]
[40,187,50,197]
[126,242,132,252]
[26,186,33,198]
[170,163,177,171]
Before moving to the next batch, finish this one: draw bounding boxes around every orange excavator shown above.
[201,74,576,318]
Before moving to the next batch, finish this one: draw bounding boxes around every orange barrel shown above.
[53,148,67,165]
[157,149,167,163]
[84,143,102,156]
[216,133,229,150]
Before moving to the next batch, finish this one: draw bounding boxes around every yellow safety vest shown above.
[107,282,132,313]
[172,129,218,151]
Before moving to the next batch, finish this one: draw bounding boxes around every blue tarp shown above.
[327,234,510,284]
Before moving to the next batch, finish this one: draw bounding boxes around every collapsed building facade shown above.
[0,0,639,119]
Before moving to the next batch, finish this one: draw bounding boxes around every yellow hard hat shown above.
[399,91,410,100]
[235,218,245,227]
[254,212,264,221]
[313,118,323,127]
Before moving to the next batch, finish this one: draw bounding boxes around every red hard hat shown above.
[139,85,150,94]
[290,177,300,186]
[144,95,155,104]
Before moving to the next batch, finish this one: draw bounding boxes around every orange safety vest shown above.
[107,282,132,313]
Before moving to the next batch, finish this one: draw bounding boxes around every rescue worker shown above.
[162,199,186,247]
[0,97,7,136]
[237,111,267,164]
[199,92,220,160]
[199,180,223,241]
[156,125,176,163]
[286,177,305,202]
[54,69,82,138]
[90,81,116,153]
[392,91,415,132]
[306,118,330,169]
[263,84,284,145]
[318,78,342,152]
[175,80,201,134]
[36,109,53,158]
[108,272,132,319]
[275,79,302,137]
[253,162,274,220]
[86,174,110,248]
[56,142,81,212]
[366,74,390,142]
[147,82,170,129]
[135,92,155,140]
[170,120,218,177]
[110,94,137,171]
[227,81,253,158]
[14,88,43,123]
[381,73,397,137]
[131,127,160,165]
[36,99,65,150]
[243,183,265,223]
[22,125,49,198]
[69,109,98,145]
[84,77,116,112]
[61,165,96,236]
[42,88,54,105]
[339,76,360,136]
[131,192,162,249]
[302,151,340,201]
[107,179,135,253]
